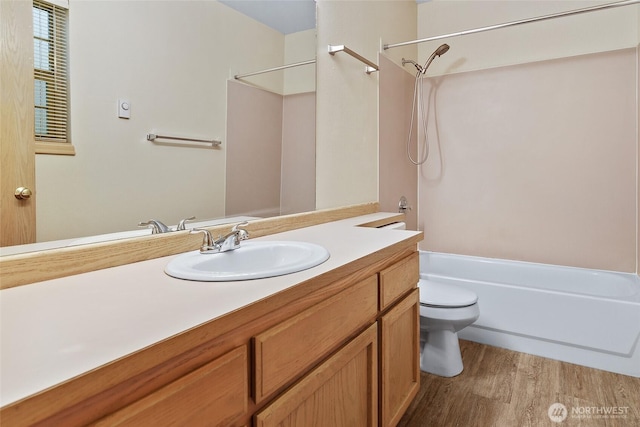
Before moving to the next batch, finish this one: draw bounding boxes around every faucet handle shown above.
[176,216,196,231]
[398,196,412,214]
[190,228,217,253]
[232,221,250,241]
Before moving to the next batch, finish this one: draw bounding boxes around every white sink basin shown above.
[165,241,330,281]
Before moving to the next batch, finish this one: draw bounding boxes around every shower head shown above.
[435,44,450,56]
[421,43,450,74]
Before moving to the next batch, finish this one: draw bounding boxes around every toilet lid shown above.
[419,279,478,307]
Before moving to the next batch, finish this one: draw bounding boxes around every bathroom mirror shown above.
[1,0,317,254]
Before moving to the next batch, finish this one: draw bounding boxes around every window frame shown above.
[33,0,74,156]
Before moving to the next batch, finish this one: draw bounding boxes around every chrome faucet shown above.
[139,219,172,234]
[176,216,196,231]
[139,216,196,234]
[191,221,250,254]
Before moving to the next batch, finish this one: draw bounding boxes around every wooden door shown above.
[255,323,378,427]
[380,289,420,427]
[0,0,37,246]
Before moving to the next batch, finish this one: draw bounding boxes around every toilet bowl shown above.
[418,279,479,377]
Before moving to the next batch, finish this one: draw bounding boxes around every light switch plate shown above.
[118,99,130,119]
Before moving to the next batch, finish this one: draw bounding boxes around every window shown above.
[33,0,73,155]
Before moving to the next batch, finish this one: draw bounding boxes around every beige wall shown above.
[36,1,288,241]
[226,83,315,218]
[378,55,418,231]
[225,81,283,218]
[413,0,639,272]
[418,49,637,272]
[281,92,316,215]
[315,0,417,210]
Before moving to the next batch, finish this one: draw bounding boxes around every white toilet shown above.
[378,220,479,377]
[418,279,479,377]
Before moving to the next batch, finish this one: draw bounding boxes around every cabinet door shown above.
[94,345,248,427]
[255,323,378,427]
[380,289,420,427]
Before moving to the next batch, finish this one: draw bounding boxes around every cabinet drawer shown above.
[253,275,378,403]
[379,252,419,311]
[94,345,248,426]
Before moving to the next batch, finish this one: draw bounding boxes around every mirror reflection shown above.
[2,0,317,255]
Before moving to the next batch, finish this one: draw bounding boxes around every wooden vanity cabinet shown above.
[2,246,420,427]
[94,251,419,427]
[254,252,420,427]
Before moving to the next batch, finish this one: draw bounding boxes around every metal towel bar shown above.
[328,45,379,74]
[146,133,222,147]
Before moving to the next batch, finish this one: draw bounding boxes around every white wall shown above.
[36,1,288,241]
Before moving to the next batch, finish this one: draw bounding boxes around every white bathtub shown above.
[420,251,640,377]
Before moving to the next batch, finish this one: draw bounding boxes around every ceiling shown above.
[219,0,316,34]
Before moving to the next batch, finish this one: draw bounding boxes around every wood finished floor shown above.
[397,340,640,427]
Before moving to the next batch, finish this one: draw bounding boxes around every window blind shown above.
[33,0,69,143]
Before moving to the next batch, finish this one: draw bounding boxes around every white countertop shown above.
[0,214,419,407]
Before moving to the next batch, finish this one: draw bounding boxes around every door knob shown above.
[14,187,32,200]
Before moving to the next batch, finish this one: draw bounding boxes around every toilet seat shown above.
[418,279,477,308]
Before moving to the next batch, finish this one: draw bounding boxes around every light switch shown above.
[118,99,130,119]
